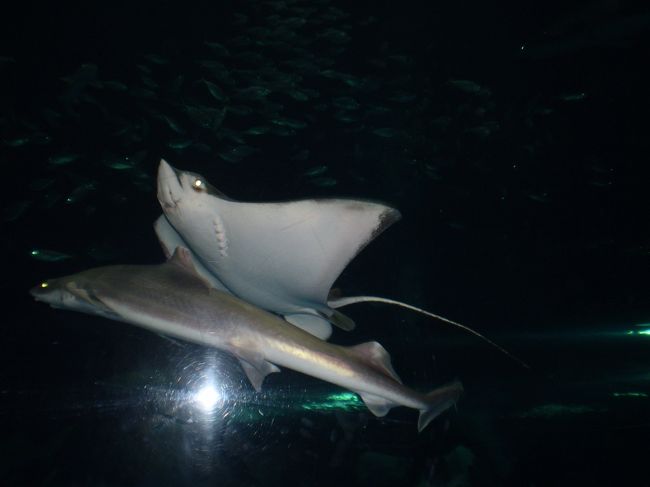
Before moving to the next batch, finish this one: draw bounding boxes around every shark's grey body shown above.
[30,248,462,431]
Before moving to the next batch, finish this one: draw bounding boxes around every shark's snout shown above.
[30,281,59,304]
[157,159,184,210]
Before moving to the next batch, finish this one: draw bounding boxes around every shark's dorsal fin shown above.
[347,341,402,384]
[167,247,216,289]
[154,215,231,292]
[168,246,198,271]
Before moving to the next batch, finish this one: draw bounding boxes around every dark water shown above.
[1,0,649,485]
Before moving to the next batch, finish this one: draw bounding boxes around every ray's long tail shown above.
[329,295,529,369]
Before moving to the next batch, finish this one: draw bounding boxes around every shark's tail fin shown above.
[418,380,464,432]
[329,295,528,369]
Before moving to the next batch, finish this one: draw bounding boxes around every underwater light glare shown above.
[194,384,222,411]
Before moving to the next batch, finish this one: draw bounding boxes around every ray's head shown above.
[157,159,231,231]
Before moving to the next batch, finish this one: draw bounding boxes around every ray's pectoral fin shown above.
[329,309,355,331]
[284,310,355,340]
[284,313,333,340]
[235,351,281,392]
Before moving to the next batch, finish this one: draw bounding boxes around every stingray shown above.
[155,159,524,365]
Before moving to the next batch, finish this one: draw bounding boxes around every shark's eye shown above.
[192,178,206,192]
[40,282,49,288]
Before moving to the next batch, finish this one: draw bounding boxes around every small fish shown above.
[0,56,16,68]
[286,90,310,102]
[129,87,157,99]
[102,80,128,92]
[558,92,587,102]
[236,86,271,100]
[183,105,226,131]
[218,145,257,163]
[220,128,246,144]
[309,177,338,188]
[227,105,253,117]
[319,28,350,44]
[104,158,133,170]
[4,200,31,222]
[388,91,416,103]
[291,149,310,161]
[140,76,159,90]
[372,128,400,138]
[303,165,328,177]
[269,126,296,137]
[197,79,228,103]
[30,248,72,262]
[162,115,185,134]
[65,182,96,204]
[41,191,62,208]
[333,97,359,110]
[4,136,32,147]
[245,126,270,135]
[136,64,152,75]
[167,139,194,150]
[143,53,169,65]
[447,79,491,96]
[271,117,306,130]
[204,41,230,57]
[320,69,361,87]
[198,60,229,76]
[48,153,81,166]
[334,111,359,123]
[527,192,550,203]
[167,75,185,93]
[29,178,56,191]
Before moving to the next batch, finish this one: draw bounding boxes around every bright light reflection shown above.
[194,384,222,411]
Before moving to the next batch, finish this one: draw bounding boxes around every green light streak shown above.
[612,392,648,398]
[300,392,364,412]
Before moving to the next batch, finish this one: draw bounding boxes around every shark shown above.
[30,247,463,432]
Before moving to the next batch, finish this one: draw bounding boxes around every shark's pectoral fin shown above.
[347,341,402,384]
[356,392,397,417]
[235,352,281,392]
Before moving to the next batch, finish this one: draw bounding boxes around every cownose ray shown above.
[30,247,464,432]
[156,159,526,367]
[156,158,397,341]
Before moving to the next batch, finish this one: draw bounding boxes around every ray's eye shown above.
[192,178,205,192]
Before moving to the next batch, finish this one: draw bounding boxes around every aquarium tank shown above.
[1,0,649,485]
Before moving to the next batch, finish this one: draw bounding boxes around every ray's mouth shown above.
[157,159,184,209]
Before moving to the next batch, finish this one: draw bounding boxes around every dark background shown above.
[1,0,649,485]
